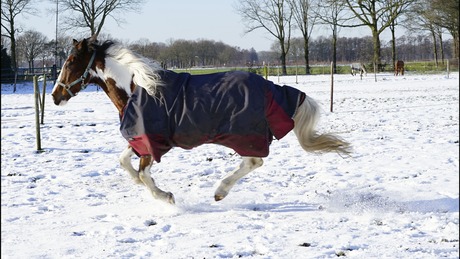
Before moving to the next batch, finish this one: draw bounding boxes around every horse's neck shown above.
[93,78,131,114]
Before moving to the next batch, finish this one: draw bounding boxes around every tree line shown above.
[2,0,459,81]
[1,30,455,76]
[236,0,458,75]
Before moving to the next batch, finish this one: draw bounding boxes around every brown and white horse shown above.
[395,60,405,76]
[51,36,351,204]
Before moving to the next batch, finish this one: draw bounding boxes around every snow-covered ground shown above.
[1,72,459,258]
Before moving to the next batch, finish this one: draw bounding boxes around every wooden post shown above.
[277,64,280,83]
[374,62,377,82]
[447,59,450,79]
[267,62,270,78]
[41,74,46,124]
[295,63,298,84]
[33,76,42,151]
[263,61,268,80]
[330,61,334,113]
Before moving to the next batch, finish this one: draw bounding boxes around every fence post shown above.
[295,63,298,84]
[33,76,42,151]
[13,70,18,93]
[330,61,334,113]
[447,59,450,79]
[41,74,46,124]
[374,62,377,82]
[277,64,280,83]
[263,61,268,80]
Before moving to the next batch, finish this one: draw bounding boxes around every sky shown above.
[1,71,459,258]
[15,0,404,52]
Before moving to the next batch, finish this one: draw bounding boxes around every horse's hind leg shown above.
[139,155,175,204]
[119,146,142,185]
[214,157,263,201]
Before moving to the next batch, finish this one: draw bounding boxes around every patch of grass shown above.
[172,60,458,76]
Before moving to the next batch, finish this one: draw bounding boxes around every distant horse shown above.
[350,63,367,79]
[51,36,351,204]
[395,60,404,76]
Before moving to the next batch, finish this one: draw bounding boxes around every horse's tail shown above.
[293,95,352,156]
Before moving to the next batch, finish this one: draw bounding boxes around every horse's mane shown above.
[97,40,163,96]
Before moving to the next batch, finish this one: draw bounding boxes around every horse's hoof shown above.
[214,194,225,202]
[166,192,175,205]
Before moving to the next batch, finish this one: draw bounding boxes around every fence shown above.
[1,66,59,84]
[33,75,47,152]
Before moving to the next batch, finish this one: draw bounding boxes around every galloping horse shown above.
[52,37,351,204]
[395,60,404,76]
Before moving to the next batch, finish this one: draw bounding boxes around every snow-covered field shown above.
[1,72,459,258]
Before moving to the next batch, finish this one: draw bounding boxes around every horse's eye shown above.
[65,56,78,69]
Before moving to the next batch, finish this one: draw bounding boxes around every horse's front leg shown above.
[214,157,263,201]
[139,155,175,204]
[119,146,142,185]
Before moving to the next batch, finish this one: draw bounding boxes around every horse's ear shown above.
[73,38,86,52]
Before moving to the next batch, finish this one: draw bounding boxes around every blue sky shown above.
[17,0,401,52]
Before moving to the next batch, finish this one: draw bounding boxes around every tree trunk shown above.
[439,33,445,64]
[304,41,310,75]
[431,30,439,67]
[451,30,460,59]
[9,20,17,92]
[280,39,288,75]
[332,24,337,74]
[391,27,396,72]
[371,27,381,71]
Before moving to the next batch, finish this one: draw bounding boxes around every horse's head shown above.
[52,36,98,105]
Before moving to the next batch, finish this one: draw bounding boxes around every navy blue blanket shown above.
[120,70,305,162]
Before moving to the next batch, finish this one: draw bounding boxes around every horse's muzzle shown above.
[52,93,67,106]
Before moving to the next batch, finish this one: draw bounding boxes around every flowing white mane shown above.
[103,43,163,96]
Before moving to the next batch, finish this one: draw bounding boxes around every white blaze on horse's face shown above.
[52,60,69,106]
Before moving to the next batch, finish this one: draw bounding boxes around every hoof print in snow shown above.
[335,251,346,257]
[144,219,157,226]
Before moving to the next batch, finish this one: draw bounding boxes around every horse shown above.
[395,60,404,76]
[350,63,367,79]
[51,36,351,205]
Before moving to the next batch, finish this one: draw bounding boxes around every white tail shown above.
[293,96,351,155]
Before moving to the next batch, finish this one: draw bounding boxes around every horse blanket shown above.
[120,70,305,162]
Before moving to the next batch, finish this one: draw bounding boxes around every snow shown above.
[1,72,459,258]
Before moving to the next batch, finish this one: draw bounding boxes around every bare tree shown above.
[16,30,47,73]
[404,0,445,66]
[383,0,415,70]
[343,0,415,69]
[130,38,166,62]
[429,0,459,59]
[55,35,75,67]
[1,0,36,90]
[235,0,293,75]
[315,0,352,73]
[59,0,145,37]
[288,0,317,75]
